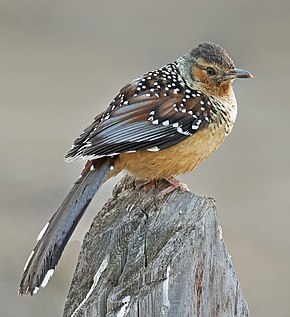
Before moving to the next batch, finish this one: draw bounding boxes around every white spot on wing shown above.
[162,120,170,126]
[37,222,50,241]
[125,150,137,153]
[41,269,54,288]
[23,250,35,271]
[84,142,92,148]
[147,146,160,152]
[177,127,191,136]
[32,287,39,295]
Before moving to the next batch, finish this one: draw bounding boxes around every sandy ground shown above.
[1,1,290,316]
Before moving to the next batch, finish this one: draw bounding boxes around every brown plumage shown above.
[112,119,229,180]
[19,42,252,295]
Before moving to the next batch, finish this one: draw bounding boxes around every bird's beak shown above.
[234,68,253,79]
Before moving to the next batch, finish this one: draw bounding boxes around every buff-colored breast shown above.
[112,122,230,181]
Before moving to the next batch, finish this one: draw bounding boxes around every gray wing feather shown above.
[19,159,111,295]
[65,78,213,161]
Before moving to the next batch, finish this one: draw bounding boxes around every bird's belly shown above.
[117,124,228,181]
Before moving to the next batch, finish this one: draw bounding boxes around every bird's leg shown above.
[158,177,190,200]
[140,180,158,191]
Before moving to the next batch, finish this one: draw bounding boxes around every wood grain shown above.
[63,175,250,317]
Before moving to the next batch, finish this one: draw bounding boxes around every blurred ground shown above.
[0,1,289,316]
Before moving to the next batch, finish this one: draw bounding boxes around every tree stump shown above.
[63,175,250,317]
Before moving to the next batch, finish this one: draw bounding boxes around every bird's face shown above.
[191,59,252,97]
[178,42,252,98]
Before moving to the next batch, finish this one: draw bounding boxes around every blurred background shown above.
[1,0,289,316]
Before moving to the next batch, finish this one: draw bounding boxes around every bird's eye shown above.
[206,67,216,76]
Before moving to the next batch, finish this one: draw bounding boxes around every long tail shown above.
[18,158,113,295]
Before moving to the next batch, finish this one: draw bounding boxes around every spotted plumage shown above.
[65,62,216,162]
[19,42,252,296]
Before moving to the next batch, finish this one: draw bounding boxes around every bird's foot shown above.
[158,177,190,200]
[140,180,157,191]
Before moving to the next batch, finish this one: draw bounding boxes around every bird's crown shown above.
[190,42,235,71]
[177,42,252,97]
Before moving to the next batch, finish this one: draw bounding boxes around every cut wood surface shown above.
[63,175,250,317]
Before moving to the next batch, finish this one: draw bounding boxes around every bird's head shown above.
[178,42,253,97]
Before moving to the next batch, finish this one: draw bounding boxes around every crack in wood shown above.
[63,175,250,317]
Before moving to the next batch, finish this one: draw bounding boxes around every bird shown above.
[18,42,252,295]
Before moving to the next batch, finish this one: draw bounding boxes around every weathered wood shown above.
[63,175,250,317]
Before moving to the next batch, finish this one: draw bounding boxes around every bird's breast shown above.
[115,120,232,181]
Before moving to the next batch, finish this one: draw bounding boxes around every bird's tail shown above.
[18,158,113,295]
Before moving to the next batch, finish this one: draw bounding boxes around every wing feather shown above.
[65,63,215,161]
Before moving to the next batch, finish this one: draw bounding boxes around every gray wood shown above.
[63,175,250,317]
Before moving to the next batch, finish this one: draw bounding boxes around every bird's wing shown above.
[65,68,215,161]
